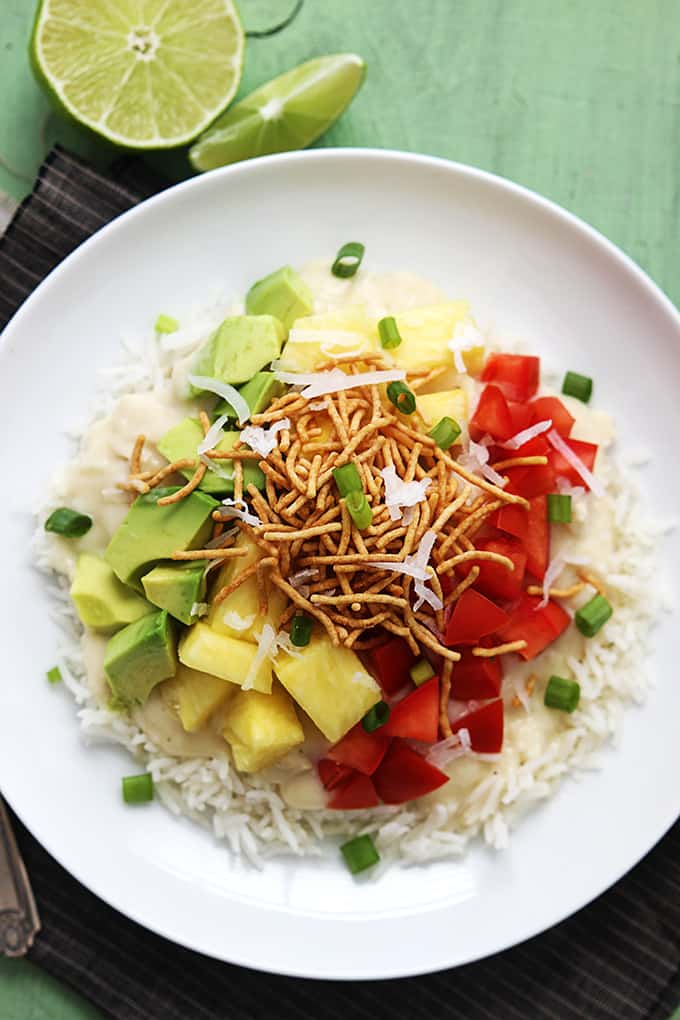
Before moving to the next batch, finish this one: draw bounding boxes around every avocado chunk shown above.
[104,487,218,592]
[213,372,285,421]
[157,418,264,495]
[104,610,177,708]
[142,562,207,626]
[189,315,285,392]
[71,553,153,633]
[245,266,313,334]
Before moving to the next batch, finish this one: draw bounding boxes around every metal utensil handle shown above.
[0,797,40,956]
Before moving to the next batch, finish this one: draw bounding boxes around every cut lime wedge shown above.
[189,53,366,171]
[30,0,245,149]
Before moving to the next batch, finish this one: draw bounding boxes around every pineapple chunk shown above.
[277,307,377,372]
[416,389,468,441]
[179,623,273,693]
[207,533,286,642]
[274,632,381,743]
[164,663,235,733]
[381,302,482,374]
[223,682,304,773]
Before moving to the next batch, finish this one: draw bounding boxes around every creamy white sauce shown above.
[48,263,616,814]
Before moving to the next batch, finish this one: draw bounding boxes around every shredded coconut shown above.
[273,367,406,399]
[188,374,250,425]
[197,413,231,455]
[240,418,289,457]
[219,498,262,527]
[380,466,432,522]
[548,428,604,497]
[501,419,552,450]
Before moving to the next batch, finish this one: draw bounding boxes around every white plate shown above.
[1,150,679,979]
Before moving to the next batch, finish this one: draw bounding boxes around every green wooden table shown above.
[1,1,679,1016]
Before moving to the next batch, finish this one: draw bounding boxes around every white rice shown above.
[35,279,671,868]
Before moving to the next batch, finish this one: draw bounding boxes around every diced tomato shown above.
[482,354,540,403]
[327,723,389,776]
[441,574,454,597]
[372,740,449,805]
[548,439,598,489]
[450,650,503,700]
[328,771,379,810]
[488,502,528,542]
[524,495,549,580]
[381,677,440,743]
[317,759,353,791]
[469,384,514,441]
[512,435,550,458]
[507,401,533,435]
[444,588,509,646]
[451,699,504,753]
[530,396,575,438]
[504,462,556,500]
[369,636,417,696]
[497,593,571,660]
[463,536,527,601]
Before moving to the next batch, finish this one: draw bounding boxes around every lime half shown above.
[31,0,245,149]
[189,53,365,171]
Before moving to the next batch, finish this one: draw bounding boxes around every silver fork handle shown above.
[0,797,40,956]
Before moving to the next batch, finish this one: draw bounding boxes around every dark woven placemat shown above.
[2,147,680,1020]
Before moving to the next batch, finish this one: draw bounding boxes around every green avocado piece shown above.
[213,371,285,421]
[245,266,313,334]
[104,487,218,592]
[189,315,285,392]
[70,553,153,633]
[142,562,207,626]
[157,418,264,495]
[104,610,177,708]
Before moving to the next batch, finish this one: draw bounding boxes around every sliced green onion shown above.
[345,490,373,530]
[154,313,179,334]
[575,594,612,637]
[547,493,572,523]
[290,613,313,647]
[378,315,402,349]
[562,371,592,403]
[332,462,363,497]
[409,659,435,686]
[386,381,416,415]
[340,833,380,875]
[544,675,581,713]
[331,242,365,278]
[46,666,62,685]
[44,508,93,538]
[362,701,390,733]
[429,416,461,450]
[122,773,154,804]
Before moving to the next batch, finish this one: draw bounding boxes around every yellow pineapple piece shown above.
[277,307,377,371]
[179,623,273,694]
[274,631,381,743]
[207,533,286,642]
[223,682,304,773]
[379,302,481,374]
[415,389,468,442]
[165,663,235,732]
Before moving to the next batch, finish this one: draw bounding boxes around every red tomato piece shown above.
[369,636,417,696]
[504,462,557,500]
[372,740,449,805]
[327,723,389,776]
[489,503,528,542]
[507,401,533,434]
[530,396,575,438]
[497,593,571,660]
[451,699,504,753]
[381,677,440,743]
[482,354,540,402]
[469,384,514,441]
[465,536,527,601]
[328,772,379,810]
[525,495,549,580]
[450,650,503,700]
[444,588,509,646]
[317,758,353,791]
[548,439,598,489]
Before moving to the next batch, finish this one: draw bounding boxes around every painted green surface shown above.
[1,0,679,1017]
